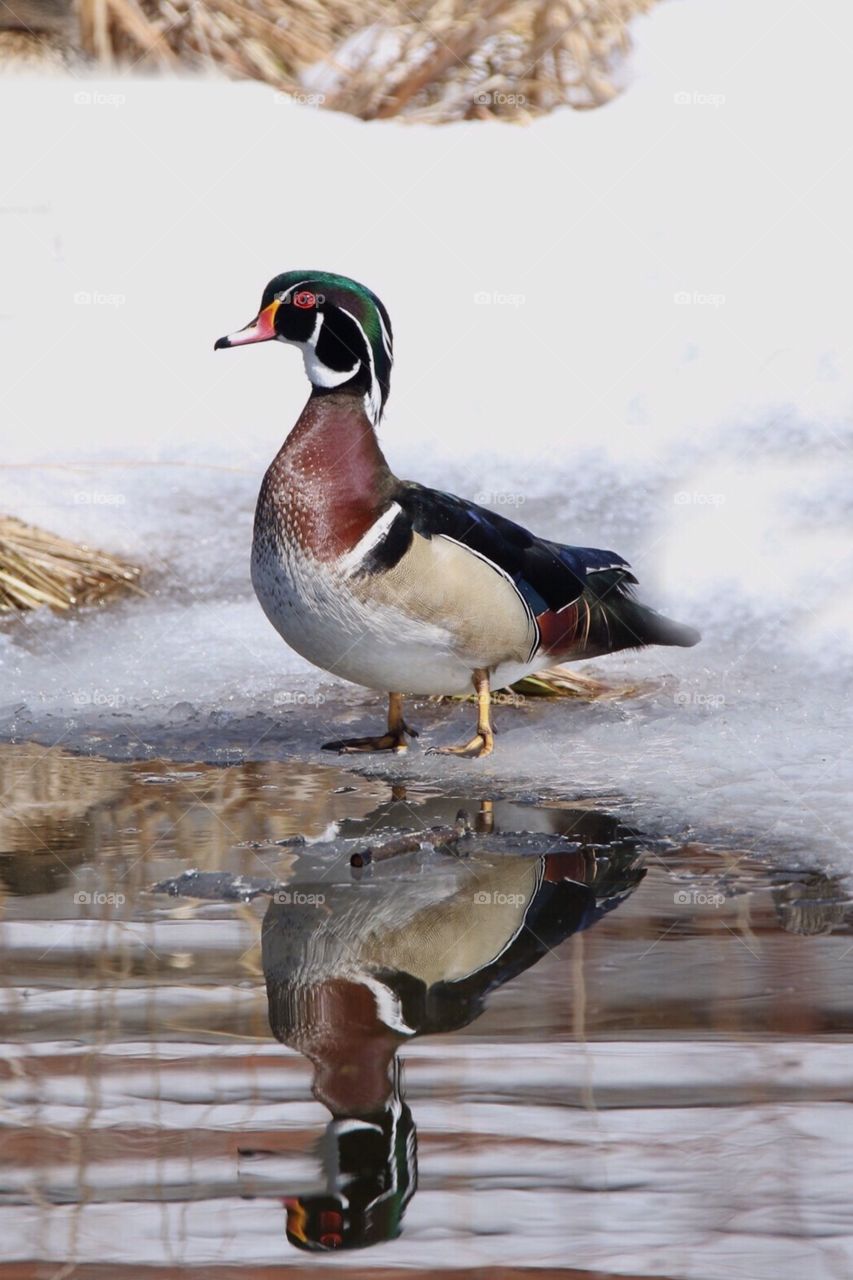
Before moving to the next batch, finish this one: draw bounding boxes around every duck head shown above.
[281,1089,417,1252]
[214,270,393,424]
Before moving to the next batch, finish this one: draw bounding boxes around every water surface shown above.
[2,745,852,1277]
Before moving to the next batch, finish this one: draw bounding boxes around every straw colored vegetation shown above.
[511,664,649,698]
[437,665,652,701]
[37,0,657,122]
[0,515,142,612]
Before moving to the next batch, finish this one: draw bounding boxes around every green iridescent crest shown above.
[262,270,394,421]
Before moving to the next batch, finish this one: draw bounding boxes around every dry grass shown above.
[0,515,142,612]
[437,665,654,704]
[510,664,650,699]
[73,0,657,123]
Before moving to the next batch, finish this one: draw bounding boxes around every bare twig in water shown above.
[351,809,472,867]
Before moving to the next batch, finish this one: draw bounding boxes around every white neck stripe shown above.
[339,306,382,425]
[378,309,393,361]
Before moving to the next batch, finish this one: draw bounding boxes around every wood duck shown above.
[154,811,645,1251]
[257,841,645,1250]
[215,271,700,757]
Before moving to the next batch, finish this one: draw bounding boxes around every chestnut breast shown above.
[254,393,396,563]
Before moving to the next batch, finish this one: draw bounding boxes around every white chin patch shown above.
[303,348,360,388]
[295,312,360,390]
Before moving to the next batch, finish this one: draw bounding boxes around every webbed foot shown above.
[322,693,418,754]
[323,727,416,755]
[427,730,493,759]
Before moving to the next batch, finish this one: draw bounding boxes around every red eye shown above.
[293,290,317,309]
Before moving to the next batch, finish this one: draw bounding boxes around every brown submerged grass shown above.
[72,0,656,122]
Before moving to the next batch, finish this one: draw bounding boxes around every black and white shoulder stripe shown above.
[340,501,414,576]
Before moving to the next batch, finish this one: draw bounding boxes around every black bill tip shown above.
[213,335,231,351]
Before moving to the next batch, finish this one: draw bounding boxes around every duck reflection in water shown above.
[257,823,645,1251]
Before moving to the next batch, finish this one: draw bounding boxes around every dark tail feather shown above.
[613,597,701,649]
[582,570,700,652]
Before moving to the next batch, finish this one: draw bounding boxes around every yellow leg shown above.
[428,669,494,759]
[322,692,419,754]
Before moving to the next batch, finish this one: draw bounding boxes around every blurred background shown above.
[1,0,654,118]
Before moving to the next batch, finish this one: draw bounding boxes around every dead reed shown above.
[0,514,142,612]
[72,0,656,123]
